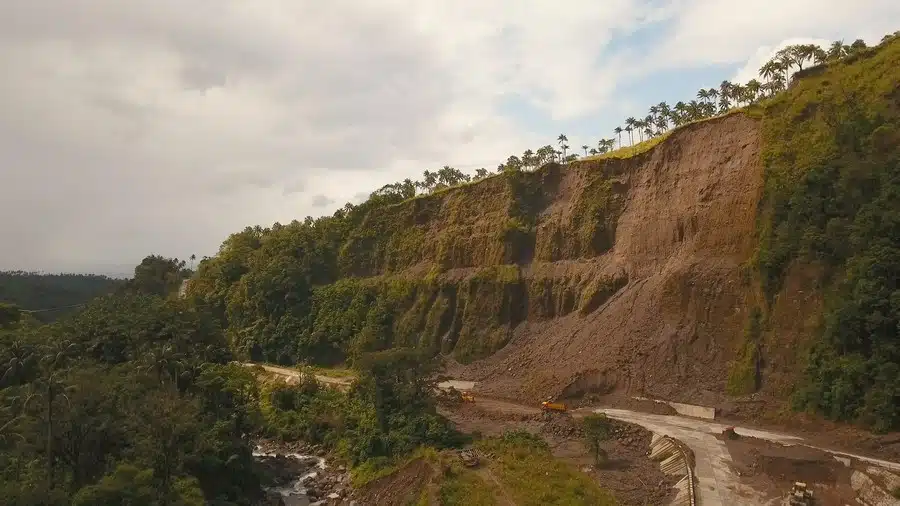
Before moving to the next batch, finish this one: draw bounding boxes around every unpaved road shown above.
[246,363,353,390]
[253,366,900,505]
[590,408,900,506]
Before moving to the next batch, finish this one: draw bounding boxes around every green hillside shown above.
[0,271,123,322]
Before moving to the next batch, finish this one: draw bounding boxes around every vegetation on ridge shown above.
[0,271,123,322]
[753,33,900,430]
[188,29,900,432]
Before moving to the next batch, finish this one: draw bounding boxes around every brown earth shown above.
[721,434,860,505]
[442,401,677,506]
[355,458,436,506]
[449,113,764,407]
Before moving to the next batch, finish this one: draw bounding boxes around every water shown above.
[253,446,327,506]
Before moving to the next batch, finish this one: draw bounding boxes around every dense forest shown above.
[0,256,458,504]
[0,271,123,322]
[184,31,900,432]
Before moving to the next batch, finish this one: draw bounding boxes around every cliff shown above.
[190,35,900,428]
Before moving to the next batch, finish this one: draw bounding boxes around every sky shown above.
[1,1,898,276]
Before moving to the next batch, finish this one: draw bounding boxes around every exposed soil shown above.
[355,458,435,506]
[450,114,766,409]
[721,434,860,505]
[442,401,676,506]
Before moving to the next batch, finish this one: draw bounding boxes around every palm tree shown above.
[589,148,598,155]
[189,254,196,270]
[731,83,746,106]
[827,40,848,61]
[582,145,589,157]
[673,102,687,126]
[625,117,636,145]
[522,149,535,170]
[697,88,710,104]
[614,126,623,148]
[745,79,762,103]
[557,134,568,158]
[759,59,781,86]
[38,339,77,486]
[812,46,827,65]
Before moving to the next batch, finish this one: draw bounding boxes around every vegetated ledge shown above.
[311,110,764,366]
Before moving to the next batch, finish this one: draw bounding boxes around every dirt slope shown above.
[453,113,763,406]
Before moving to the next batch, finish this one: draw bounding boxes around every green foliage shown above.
[128,255,192,298]
[0,303,21,328]
[438,462,497,506]
[571,175,618,257]
[581,414,612,467]
[754,36,900,429]
[0,266,264,505]
[0,271,122,322]
[727,307,762,396]
[476,430,615,506]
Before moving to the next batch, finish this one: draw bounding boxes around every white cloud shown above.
[729,37,832,85]
[0,0,897,272]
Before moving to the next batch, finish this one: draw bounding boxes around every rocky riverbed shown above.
[254,440,356,506]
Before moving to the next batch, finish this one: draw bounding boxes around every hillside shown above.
[189,34,900,430]
[0,271,123,322]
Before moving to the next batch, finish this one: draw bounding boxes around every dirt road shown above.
[253,365,900,504]
[245,363,353,390]
[590,408,900,505]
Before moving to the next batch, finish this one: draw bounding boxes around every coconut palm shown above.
[614,126,623,148]
[827,40,848,61]
[745,79,762,103]
[625,117,637,145]
[582,145,589,156]
[697,88,710,105]
[759,59,782,87]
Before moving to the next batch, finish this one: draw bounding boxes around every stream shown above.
[253,444,353,506]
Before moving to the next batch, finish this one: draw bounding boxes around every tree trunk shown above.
[46,387,54,486]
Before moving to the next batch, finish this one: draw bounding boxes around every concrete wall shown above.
[633,397,717,420]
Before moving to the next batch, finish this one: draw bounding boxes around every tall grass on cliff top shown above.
[756,36,900,431]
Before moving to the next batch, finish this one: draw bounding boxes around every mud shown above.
[721,434,860,504]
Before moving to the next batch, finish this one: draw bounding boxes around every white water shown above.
[253,446,327,505]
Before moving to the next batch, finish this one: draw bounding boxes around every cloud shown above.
[0,0,897,272]
[310,194,335,208]
[730,37,832,85]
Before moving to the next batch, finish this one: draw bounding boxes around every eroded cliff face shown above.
[331,113,766,404]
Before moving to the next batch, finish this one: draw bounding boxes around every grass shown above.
[475,431,616,506]
[438,463,498,506]
[350,447,441,488]
[582,133,670,162]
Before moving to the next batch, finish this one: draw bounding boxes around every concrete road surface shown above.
[594,408,900,506]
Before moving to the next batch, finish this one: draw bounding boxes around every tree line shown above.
[0,255,459,504]
[355,32,899,207]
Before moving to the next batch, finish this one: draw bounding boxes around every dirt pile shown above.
[721,435,860,504]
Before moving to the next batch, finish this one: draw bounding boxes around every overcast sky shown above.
[1,1,897,276]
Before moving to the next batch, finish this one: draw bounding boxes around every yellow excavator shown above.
[461,392,475,403]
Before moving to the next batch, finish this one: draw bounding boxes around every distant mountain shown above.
[0,270,125,321]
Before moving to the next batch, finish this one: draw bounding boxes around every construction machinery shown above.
[541,400,567,412]
[461,392,475,403]
[788,482,814,505]
[458,449,480,468]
